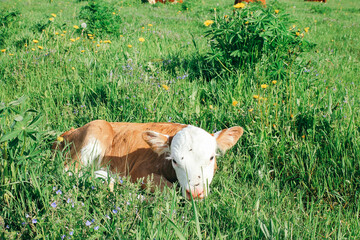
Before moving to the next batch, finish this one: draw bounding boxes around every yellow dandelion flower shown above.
[253,95,259,99]
[248,108,253,112]
[88,34,93,37]
[290,114,294,118]
[148,24,153,27]
[1,49,6,53]
[100,40,103,43]
[120,35,124,38]
[61,34,65,37]
[25,43,27,47]
[127,44,132,48]
[96,44,100,47]
[89,37,94,40]
[31,48,35,51]
[234,3,246,9]
[95,51,98,53]
[8,53,14,56]
[51,13,57,17]
[76,37,80,40]
[275,9,279,14]
[55,32,59,35]
[57,136,64,142]
[273,124,276,128]
[296,32,300,36]
[141,27,145,30]
[272,80,277,84]
[49,17,54,21]
[224,15,228,18]
[38,46,43,50]
[204,20,214,27]
[139,37,145,42]
[232,100,238,106]
[245,21,249,24]
[209,105,213,109]
[70,38,75,42]
[63,30,67,33]
[72,67,75,70]
[112,12,116,15]
[302,135,305,139]
[304,27,309,33]
[261,84,268,89]
[81,50,85,53]
[162,84,169,91]
[73,25,79,29]
[33,40,39,43]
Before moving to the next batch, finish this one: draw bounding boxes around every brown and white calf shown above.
[54,120,243,199]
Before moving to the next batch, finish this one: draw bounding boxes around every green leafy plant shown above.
[0,97,45,184]
[205,3,313,77]
[78,0,122,36]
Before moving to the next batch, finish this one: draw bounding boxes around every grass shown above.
[1,0,360,238]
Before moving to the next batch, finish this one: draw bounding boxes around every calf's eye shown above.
[210,156,214,161]
[172,159,177,164]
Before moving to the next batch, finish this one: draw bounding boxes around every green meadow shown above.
[1,0,360,238]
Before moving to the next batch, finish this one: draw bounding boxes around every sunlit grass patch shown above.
[1,0,360,238]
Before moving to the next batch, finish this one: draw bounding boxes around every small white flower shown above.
[81,22,87,29]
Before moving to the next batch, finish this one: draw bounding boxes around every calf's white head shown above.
[143,125,243,199]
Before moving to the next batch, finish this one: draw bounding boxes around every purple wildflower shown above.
[112,209,118,214]
[32,219,37,224]
[51,202,57,208]
[94,226,99,230]
[56,189,62,195]
[85,220,91,226]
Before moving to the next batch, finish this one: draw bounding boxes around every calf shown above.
[54,120,243,199]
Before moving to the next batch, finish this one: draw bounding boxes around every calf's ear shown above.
[142,131,170,155]
[214,126,243,153]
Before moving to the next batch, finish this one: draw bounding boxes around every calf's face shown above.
[143,125,243,199]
